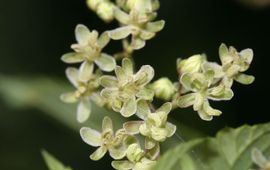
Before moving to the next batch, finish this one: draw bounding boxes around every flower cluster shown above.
[60,0,255,169]
[175,44,254,120]
[100,58,154,117]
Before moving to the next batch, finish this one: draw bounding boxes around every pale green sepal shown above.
[95,53,116,72]
[146,20,165,33]
[77,99,91,123]
[120,96,137,117]
[112,160,134,170]
[90,146,107,161]
[108,26,133,40]
[234,73,255,85]
[80,127,102,147]
[61,52,84,63]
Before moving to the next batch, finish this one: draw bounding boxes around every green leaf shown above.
[152,122,270,170]
[0,75,125,131]
[41,150,73,170]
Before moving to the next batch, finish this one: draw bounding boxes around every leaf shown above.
[152,122,270,170]
[0,74,125,131]
[41,150,73,170]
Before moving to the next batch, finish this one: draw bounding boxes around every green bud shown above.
[86,0,103,10]
[127,0,138,10]
[150,77,175,101]
[96,2,114,22]
[177,54,206,74]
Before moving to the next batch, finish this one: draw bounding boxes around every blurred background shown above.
[1,0,270,169]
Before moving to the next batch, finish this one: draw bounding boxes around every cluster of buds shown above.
[60,0,255,169]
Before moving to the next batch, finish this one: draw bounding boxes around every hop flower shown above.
[111,143,156,170]
[61,24,116,72]
[100,58,154,117]
[204,43,255,87]
[124,101,176,149]
[252,148,270,170]
[80,117,136,161]
[177,69,234,121]
[107,0,165,50]
[60,66,101,123]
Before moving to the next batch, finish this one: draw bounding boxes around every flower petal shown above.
[136,99,151,120]
[109,145,127,160]
[219,43,232,66]
[122,58,134,76]
[234,73,255,85]
[203,62,224,78]
[197,109,213,121]
[131,37,145,50]
[60,92,77,103]
[240,48,253,65]
[77,99,91,123]
[100,88,118,99]
[99,75,118,88]
[66,67,79,87]
[203,101,222,116]
[111,160,134,170]
[134,65,154,87]
[146,143,160,160]
[123,121,143,135]
[180,73,193,91]
[108,26,133,40]
[146,20,165,33]
[78,61,94,82]
[156,102,172,115]
[95,53,116,72]
[61,52,84,63]
[193,93,204,111]
[136,87,154,101]
[140,30,155,40]
[208,86,234,101]
[75,24,91,45]
[97,31,110,49]
[102,116,113,132]
[90,146,107,161]
[90,92,106,107]
[80,127,102,147]
[166,122,176,137]
[177,93,196,108]
[120,96,137,117]
[114,7,130,25]
[145,137,156,150]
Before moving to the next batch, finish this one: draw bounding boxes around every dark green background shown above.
[0,0,269,169]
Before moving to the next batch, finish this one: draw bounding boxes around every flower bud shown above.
[96,2,114,22]
[177,54,206,74]
[86,0,103,10]
[150,77,175,101]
